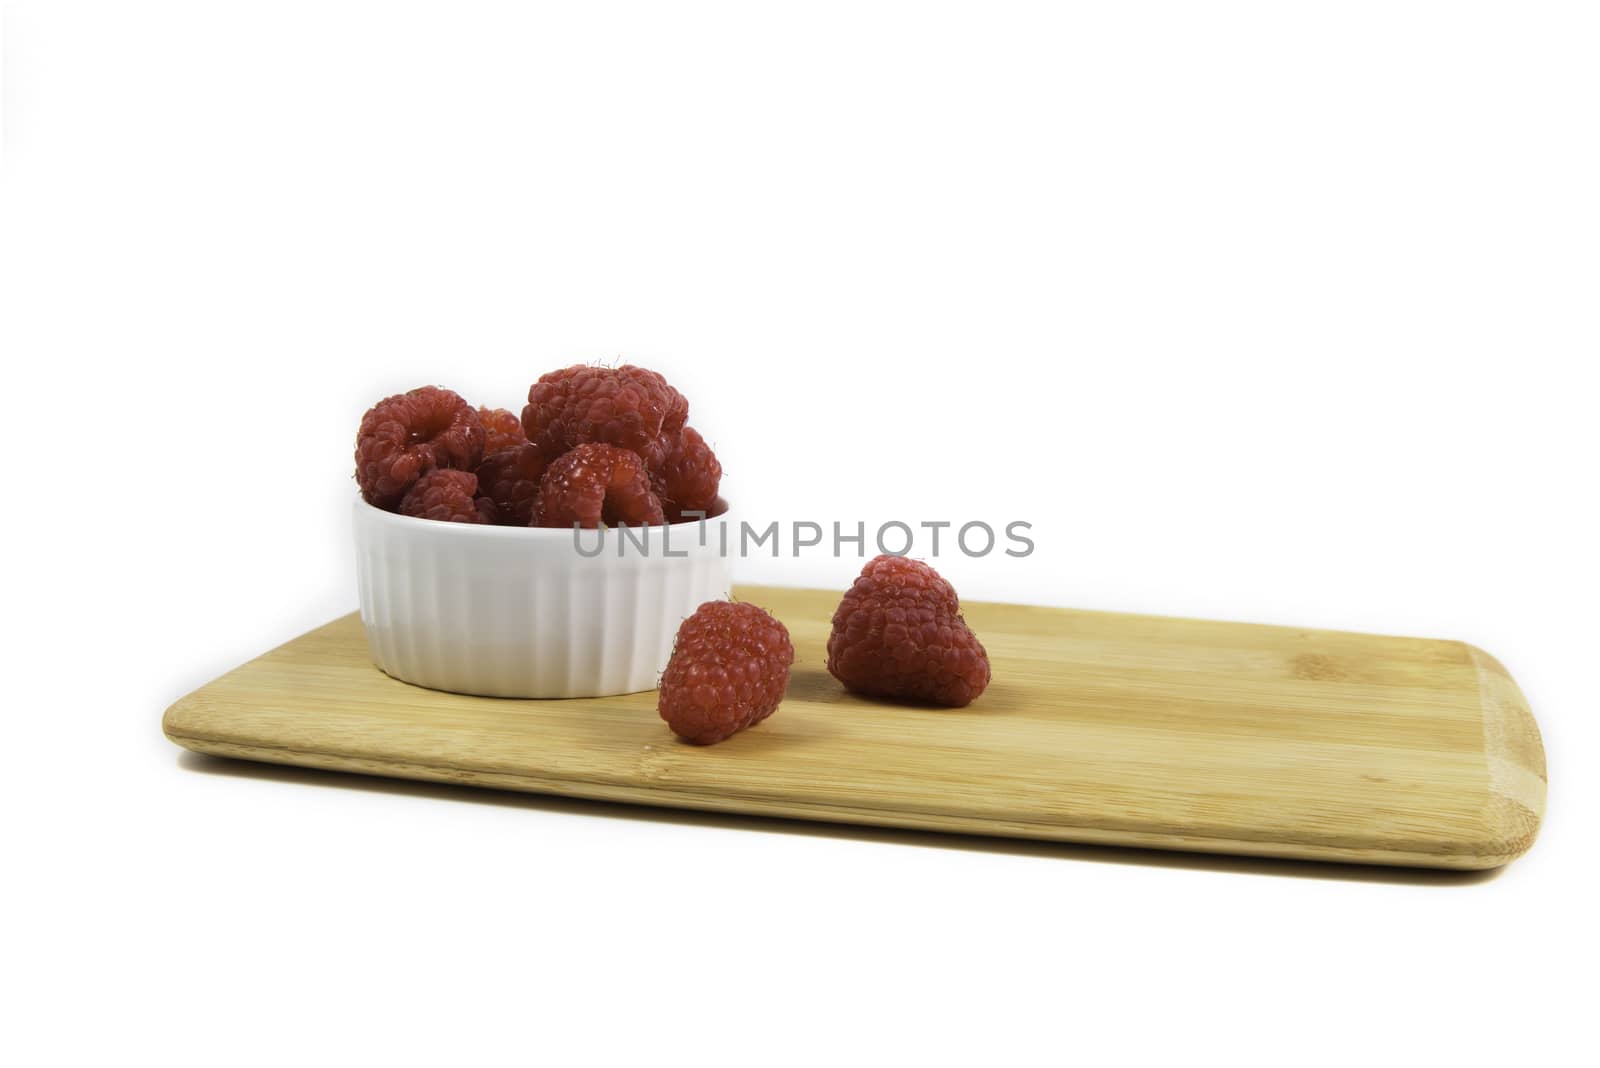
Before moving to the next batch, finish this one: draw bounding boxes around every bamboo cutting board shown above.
[163,585,1546,869]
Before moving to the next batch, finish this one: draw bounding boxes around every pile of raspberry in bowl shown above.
[353,364,722,527]
[351,362,992,745]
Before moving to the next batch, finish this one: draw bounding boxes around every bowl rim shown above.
[352,494,732,538]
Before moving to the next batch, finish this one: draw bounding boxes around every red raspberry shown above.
[535,443,665,528]
[398,469,496,524]
[640,431,672,473]
[658,601,794,744]
[826,555,991,707]
[660,377,689,436]
[477,406,528,455]
[474,444,549,526]
[355,386,485,509]
[651,425,722,522]
[521,364,687,458]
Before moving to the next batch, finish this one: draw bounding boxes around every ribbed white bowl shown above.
[353,499,733,698]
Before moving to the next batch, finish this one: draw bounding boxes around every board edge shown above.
[163,725,1517,872]
[1457,642,1547,868]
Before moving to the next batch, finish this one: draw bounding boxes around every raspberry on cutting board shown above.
[658,601,795,744]
[398,469,496,524]
[826,555,991,707]
[535,442,665,528]
[521,363,687,458]
[354,386,486,509]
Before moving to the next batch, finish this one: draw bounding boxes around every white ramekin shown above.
[353,499,733,698]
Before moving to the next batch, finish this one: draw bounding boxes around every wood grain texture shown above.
[163,585,1546,869]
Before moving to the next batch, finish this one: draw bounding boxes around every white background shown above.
[3,2,1596,1064]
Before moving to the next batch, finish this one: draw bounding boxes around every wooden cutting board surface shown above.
[163,585,1546,869]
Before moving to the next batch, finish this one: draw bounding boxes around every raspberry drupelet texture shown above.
[398,469,496,524]
[477,407,528,455]
[658,601,795,744]
[474,443,549,526]
[660,376,689,437]
[522,364,688,459]
[355,386,486,509]
[651,426,722,522]
[826,555,991,707]
[535,442,665,529]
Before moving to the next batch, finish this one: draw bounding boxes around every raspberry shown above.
[535,443,665,528]
[660,377,689,436]
[355,386,485,509]
[522,364,687,458]
[474,444,549,526]
[826,555,991,707]
[640,431,672,473]
[398,469,496,524]
[658,601,794,744]
[477,406,528,455]
[652,426,722,522]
